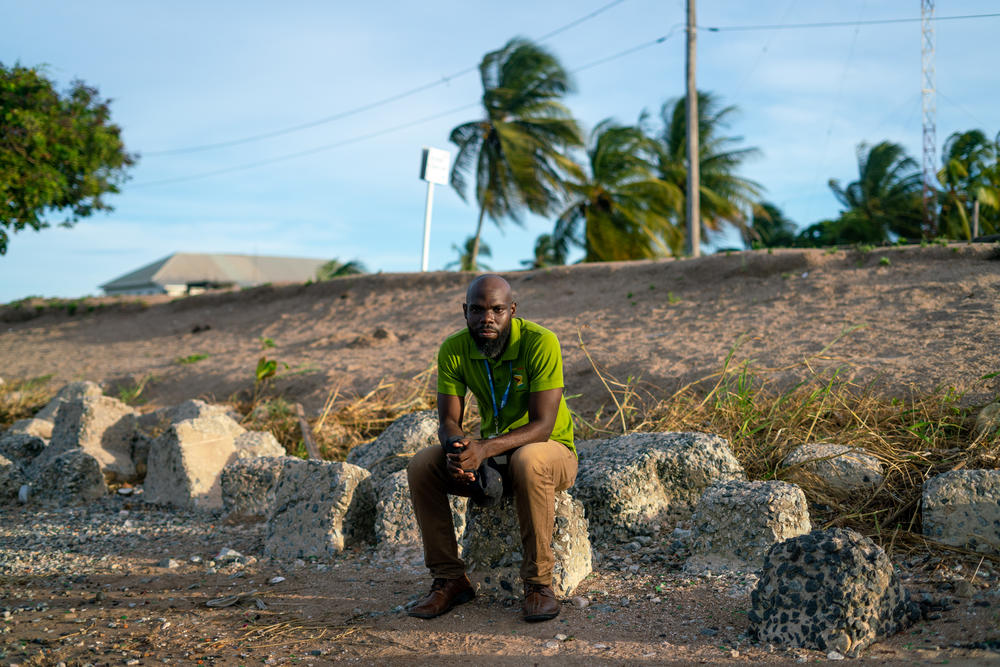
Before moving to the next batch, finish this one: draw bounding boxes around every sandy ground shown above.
[1,243,1000,665]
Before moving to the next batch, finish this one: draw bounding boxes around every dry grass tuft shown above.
[233,365,437,461]
[575,329,1000,564]
[0,375,55,430]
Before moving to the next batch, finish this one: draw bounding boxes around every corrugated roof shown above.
[100,253,329,290]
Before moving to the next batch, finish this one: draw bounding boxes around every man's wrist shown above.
[445,434,465,446]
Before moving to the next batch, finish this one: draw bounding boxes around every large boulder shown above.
[34,381,102,423]
[922,470,1000,554]
[574,432,745,543]
[30,448,108,504]
[0,432,46,468]
[346,410,438,483]
[749,528,919,657]
[221,456,296,522]
[462,491,591,599]
[781,443,883,496]
[373,469,467,560]
[685,480,811,574]
[143,415,241,509]
[264,459,375,559]
[32,395,138,482]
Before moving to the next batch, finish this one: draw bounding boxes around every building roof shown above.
[100,252,329,291]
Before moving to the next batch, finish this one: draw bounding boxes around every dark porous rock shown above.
[573,432,745,543]
[373,469,467,560]
[462,491,591,599]
[749,528,919,657]
[685,479,811,574]
[30,448,108,504]
[32,395,138,483]
[264,459,375,559]
[0,432,47,467]
[221,456,297,522]
[922,469,1000,554]
[0,453,28,502]
[346,410,438,483]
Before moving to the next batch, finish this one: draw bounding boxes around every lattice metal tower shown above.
[921,0,937,235]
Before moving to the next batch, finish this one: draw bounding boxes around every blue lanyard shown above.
[483,359,513,436]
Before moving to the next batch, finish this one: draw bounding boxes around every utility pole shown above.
[921,0,937,237]
[685,0,700,257]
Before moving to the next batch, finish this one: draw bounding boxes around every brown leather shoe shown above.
[522,583,559,622]
[407,575,475,619]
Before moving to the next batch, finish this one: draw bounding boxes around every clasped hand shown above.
[445,438,488,483]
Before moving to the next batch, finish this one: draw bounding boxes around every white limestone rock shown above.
[749,528,919,657]
[685,479,811,574]
[234,431,285,459]
[264,459,375,559]
[462,491,592,599]
[922,469,1000,554]
[6,417,54,440]
[574,432,745,544]
[781,443,883,496]
[32,395,138,482]
[143,415,241,509]
[34,381,103,423]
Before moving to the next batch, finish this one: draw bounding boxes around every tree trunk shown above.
[470,206,487,271]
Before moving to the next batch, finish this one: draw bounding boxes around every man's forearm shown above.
[477,419,554,458]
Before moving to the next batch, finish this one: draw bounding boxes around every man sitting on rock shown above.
[407,274,577,622]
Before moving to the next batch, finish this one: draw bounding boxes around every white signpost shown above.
[419,147,451,272]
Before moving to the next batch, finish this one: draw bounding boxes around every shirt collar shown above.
[468,317,522,361]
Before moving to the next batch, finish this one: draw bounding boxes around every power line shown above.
[702,12,1000,32]
[144,0,631,157]
[132,30,682,189]
[131,103,478,188]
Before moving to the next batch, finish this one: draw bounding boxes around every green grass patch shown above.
[175,353,210,365]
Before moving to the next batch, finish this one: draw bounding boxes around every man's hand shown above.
[445,438,489,483]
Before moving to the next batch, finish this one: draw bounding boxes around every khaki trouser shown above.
[407,440,578,586]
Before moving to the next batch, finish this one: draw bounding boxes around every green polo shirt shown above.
[437,318,575,455]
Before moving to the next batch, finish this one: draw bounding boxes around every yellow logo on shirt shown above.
[513,368,526,388]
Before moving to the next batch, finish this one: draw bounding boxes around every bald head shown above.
[463,274,516,359]
[465,274,513,305]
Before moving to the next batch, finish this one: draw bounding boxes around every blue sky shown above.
[1,0,997,302]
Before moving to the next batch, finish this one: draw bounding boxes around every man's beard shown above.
[469,322,511,359]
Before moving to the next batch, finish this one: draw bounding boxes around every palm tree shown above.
[449,37,584,270]
[316,258,366,280]
[554,119,683,261]
[743,201,798,248]
[828,141,923,242]
[937,129,999,239]
[521,233,568,269]
[655,91,762,249]
[445,236,492,271]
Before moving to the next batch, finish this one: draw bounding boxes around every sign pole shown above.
[421,181,435,272]
[418,146,451,272]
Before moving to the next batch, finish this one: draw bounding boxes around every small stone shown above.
[158,558,181,569]
[544,640,559,649]
[555,633,568,641]
[593,643,609,649]
[268,576,286,585]
[117,486,134,495]
[827,651,845,660]
[214,547,243,561]
[189,555,202,563]
[571,596,590,608]
[18,484,29,503]
[700,627,718,636]
[729,649,739,658]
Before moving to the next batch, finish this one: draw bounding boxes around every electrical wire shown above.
[144,0,631,157]
[131,30,681,189]
[702,12,1000,32]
